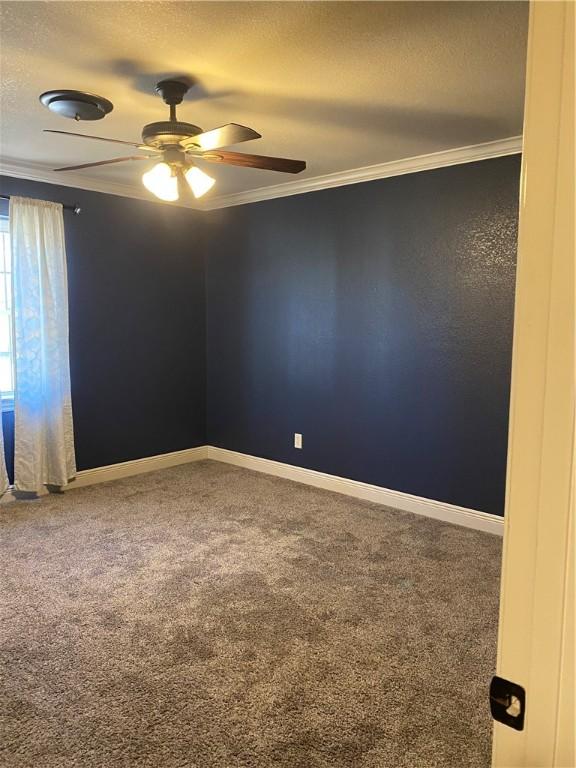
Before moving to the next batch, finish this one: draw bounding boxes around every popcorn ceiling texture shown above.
[0,461,501,767]
[0,2,527,196]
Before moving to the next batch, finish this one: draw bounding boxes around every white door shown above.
[492,1,574,766]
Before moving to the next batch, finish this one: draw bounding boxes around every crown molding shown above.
[1,135,522,212]
[201,135,523,210]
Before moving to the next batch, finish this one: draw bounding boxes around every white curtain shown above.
[10,197,76,492]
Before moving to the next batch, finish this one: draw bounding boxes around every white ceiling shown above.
[0,1,528,204]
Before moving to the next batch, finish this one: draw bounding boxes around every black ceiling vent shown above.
[40,90,113,121]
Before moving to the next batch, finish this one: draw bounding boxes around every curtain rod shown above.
[0,194,81,215]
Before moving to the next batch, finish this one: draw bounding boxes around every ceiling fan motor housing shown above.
[141,121,203,148]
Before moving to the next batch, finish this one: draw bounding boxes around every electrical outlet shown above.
[294,433,303,449]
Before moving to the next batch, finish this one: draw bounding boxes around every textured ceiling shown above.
[0,1,528,200]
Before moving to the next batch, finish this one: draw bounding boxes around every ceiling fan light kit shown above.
[43,78,306,202]
[141,158,215,201]
[142,162,178,202]
[185,165,216,198]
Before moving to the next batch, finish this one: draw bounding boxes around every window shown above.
[0,216,13,405]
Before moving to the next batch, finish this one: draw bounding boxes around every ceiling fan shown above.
[43,79,306,202]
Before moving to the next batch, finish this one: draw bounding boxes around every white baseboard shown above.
[70,446,210,488]
[0,446,210,503]
[206,446,504,536]
[1,443,504,535]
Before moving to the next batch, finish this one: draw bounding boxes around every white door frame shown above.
[492,1,574,766]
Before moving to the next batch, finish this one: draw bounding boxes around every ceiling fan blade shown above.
[44,129,159,152]
[53,156,151,172]
[182,123,261,151]
[198,150,306,174]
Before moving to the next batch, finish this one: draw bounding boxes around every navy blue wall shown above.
[0,176,206,473]
[1,157,519,514]
[205,156,520,515]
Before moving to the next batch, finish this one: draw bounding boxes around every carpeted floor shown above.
[0,460,502,768]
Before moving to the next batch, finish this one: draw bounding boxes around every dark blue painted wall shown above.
[1,157,519,514]
[0,176,206,473]
[204,156,520,515]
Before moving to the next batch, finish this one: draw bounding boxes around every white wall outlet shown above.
[294,433,303,449]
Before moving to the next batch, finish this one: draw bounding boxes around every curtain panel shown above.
[9,197,76,492]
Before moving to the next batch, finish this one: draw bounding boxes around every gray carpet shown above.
[0,460,501,768]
